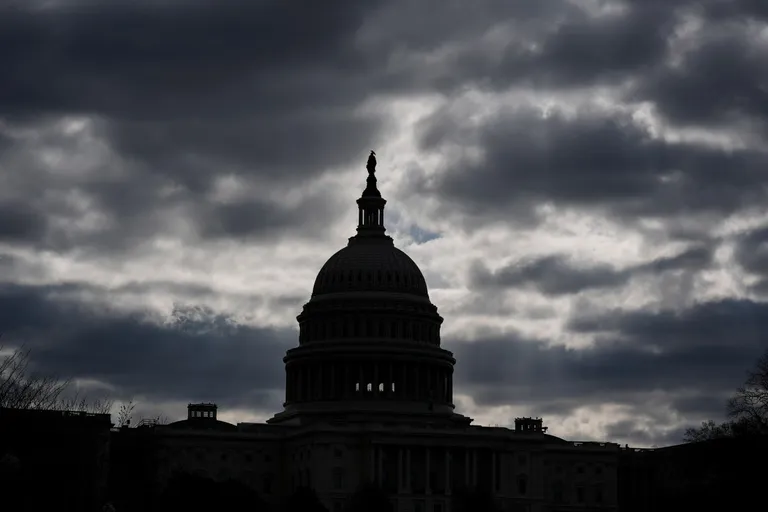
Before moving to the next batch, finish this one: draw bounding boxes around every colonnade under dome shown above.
[284,359,454,405]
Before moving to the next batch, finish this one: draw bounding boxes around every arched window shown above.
[367,383,372,392]
[378,383,384,392]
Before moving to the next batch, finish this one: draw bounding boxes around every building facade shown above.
[119,155,620,512]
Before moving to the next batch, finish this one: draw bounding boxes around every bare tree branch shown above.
[1,338,113,414]
[685,348,768,442]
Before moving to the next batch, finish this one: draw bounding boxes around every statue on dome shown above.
[367,150,377,175]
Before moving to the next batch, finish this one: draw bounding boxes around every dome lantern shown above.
[355,150,387,238]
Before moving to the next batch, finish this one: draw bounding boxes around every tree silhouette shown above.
[344,481,392,512]
[727,349,768,434]
[0,341,111,412]
[684,348,768,442]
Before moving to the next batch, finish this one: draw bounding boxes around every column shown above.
[492,452,497,494]
[374,363,379,397]
[370,445,376,483]
[389,362,393,398]
[406,448,412,491]
[398,448,404,492]
[445,448,451,496]
[359,364,364,395]
[285,369,291,401]
[414,363,420,399]
[403,363,408,399]
[299,367,304,400]
[331,364,336,400]
[378,447,384,485]
[425,447,431,494]
[473,449,478,487]
[318,365,323,400]
[464,450,470,487]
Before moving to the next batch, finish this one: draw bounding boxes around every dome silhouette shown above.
[312,238,429,298]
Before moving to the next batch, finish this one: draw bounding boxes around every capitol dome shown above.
[268,152,471,428]
[312,239,429,298]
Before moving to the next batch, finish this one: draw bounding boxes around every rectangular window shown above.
[595,486,604,503]
[413,500,425,512]
[576,486,585,503]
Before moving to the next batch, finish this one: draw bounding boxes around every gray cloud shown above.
[0,283,293,410]
[452,298,767,424]
[413,105,768,226]
[469,256,628,296]
[733,225,768,295]
[604,420,687,448]
[0,0,388,254]
[0,201,48,243]
[2,0,767,446]
[469,244,714,296]
[632,25,768,129]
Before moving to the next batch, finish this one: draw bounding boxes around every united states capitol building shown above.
[120,155,620,512]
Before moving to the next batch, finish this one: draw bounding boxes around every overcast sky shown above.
[1,0,767,447]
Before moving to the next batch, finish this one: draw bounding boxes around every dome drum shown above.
[282,356,455,409]
[297,313,442,346]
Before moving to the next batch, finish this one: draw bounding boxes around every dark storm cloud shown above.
[451,298,767,420]
[469,243,714,296]
[604,420,687,448]
[0,201,48,242]
[0,0,378,119]
[476,1,677,91]
[469,256,627,296]
[0,0,388,252]
[413,105,768,225]
[0,283,293,410]
[732,224,768,295]
[633,26,768,129]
